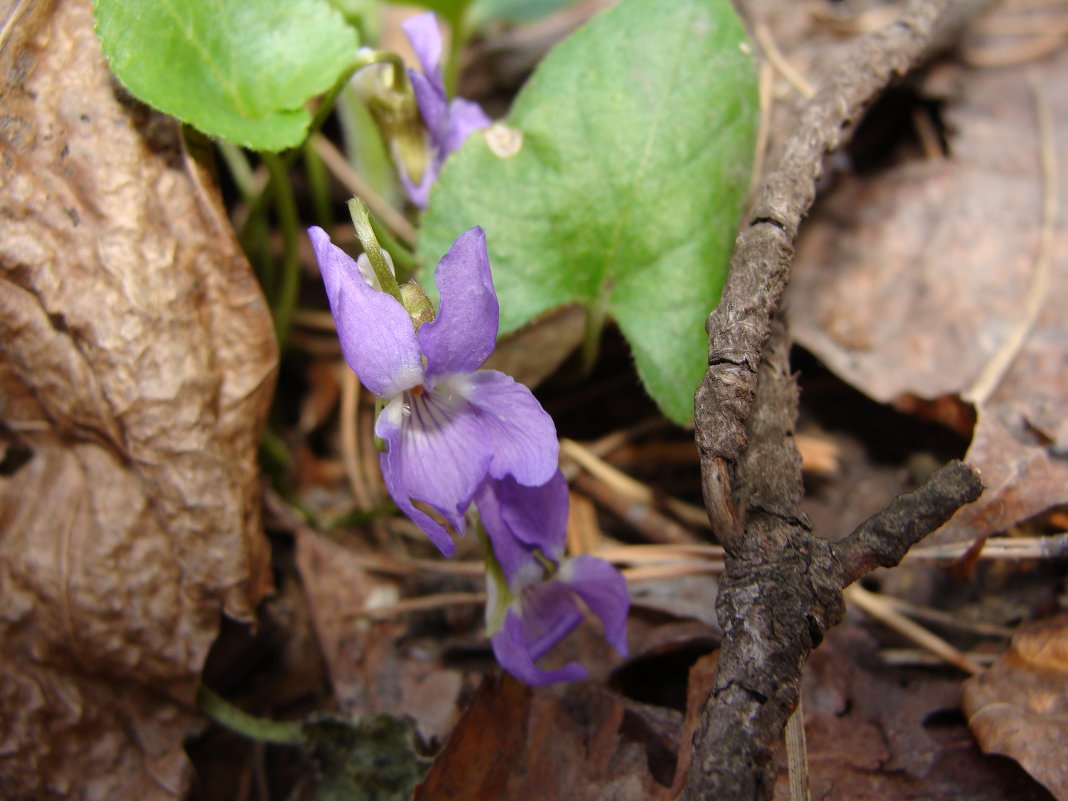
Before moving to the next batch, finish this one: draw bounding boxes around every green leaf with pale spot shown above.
[92,0,359,151]
[419,0,758,423]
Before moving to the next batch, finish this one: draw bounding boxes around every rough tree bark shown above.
[683,1,990,798]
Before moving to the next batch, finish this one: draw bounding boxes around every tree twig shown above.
[684,1,992,797]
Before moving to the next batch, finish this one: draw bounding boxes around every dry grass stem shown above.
[880,648,999,668]
[755,22,816,99]
[962,72,1057,405]
[291,309,339,331]
[573,473,700,545]
[964,29,1066,65]
[340,368,374,510]
[785,698,811,801]
[845,584,984,674]
[312,133,417,246]
[561,438,710,529]
[357,592,486,620]
[876,594,1015,637]
[621,562,724,582]
[905,532,1068,561]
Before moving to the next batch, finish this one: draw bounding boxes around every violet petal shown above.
[443,97,492,154]
[492,608,586,686]
[401,12,443,86]
[476,474,569,579]
[419,227,498,381]
[398,158,437,210]
[561,555,630,656]
[409,68,449,145]
[375,375,495,554]
[474,479,534,581]
[465,370,559,487]
[308,227,423,398]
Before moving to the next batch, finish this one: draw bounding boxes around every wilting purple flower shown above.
[308,224,559,557]
[476,473,630,685]
[401,12,492,207]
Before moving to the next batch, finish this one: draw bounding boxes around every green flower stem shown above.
[373,395,388,452]
[306,51,407,146]
[197,685,304,746]
[238,51,402,266]
[370,214,417,281]
[336,87,398,216]
[263,152,301,346]
[218,143,273,293]
[217,141,258,202]
[260,424,292,466]
[476,520,511,636]
[348,198,402,301]
[302,139,334,231]
[240,190,275,297]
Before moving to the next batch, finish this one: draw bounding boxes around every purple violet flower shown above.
[401,12,492,207]
[476,473,630,685]
[308,224,559,557]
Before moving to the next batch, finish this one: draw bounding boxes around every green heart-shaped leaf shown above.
[420,0,757,423]
[93,0,359,151]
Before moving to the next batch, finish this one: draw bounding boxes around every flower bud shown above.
[351,60,431,190]
[400,281,434,329]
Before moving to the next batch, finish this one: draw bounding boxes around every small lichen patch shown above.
[484,123,523,158]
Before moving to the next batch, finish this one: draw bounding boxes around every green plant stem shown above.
[370,214,417,280]
[217,141,258,201]
[475,519,511,635]
[263,152,301,346]
[348,198,402,300]
[235,175,275,295]
[579,289,610,375]
[313,133,417,247]
[335,87,398,216]
[197,685,304,746]
[239,51,381,247]
[303,139,334,231]
[216,143,273,292]
[259,425,293,472]
[304,51,398,148]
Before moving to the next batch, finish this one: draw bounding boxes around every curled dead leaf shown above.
[0,0,277,797]
[963,617,1068,801]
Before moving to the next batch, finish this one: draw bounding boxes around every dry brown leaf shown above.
[789,53,1068,539]
[767,625,1055,801]
[0,0,277,797]
[482,304,586,389]
[667,650,718,799]
[963,616,1068,801]
[415,675,674,801]
[293,528,467,745]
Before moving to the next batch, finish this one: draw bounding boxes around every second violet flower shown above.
[401,12,491,207]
